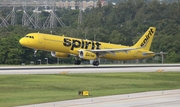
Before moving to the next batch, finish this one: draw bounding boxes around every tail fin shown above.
[133,27,156,50]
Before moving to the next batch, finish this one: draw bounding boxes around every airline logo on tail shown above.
[134,27,156,51]
[140,28,154,47]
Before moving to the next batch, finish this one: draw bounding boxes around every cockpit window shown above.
[24,36,34,39]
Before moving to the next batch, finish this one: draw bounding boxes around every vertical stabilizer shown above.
[133,27,156,50]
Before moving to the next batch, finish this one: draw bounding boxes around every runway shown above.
[0,64,180,74]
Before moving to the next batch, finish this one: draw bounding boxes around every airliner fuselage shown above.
[19,27,156,66]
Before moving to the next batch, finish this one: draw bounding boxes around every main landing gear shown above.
[93,54,100,66]
[74,58,99,66]
[92,60,99,66]
[74,59,99,66]
[74,55,99,66]
[74,57,81,65]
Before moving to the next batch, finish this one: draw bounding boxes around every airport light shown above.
[30,61,34,65]
[160,51,167,63]
[57,58,59,64]
[38,59,41,65]
[45,58,48,65]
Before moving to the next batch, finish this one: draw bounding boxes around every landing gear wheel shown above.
[74,60,81,65]
[93,61,99,66]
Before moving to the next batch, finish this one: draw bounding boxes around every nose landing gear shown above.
[34,50,37,57]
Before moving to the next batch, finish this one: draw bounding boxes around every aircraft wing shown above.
[88,47,140,55]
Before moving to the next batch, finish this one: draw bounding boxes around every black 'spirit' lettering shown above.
[140,28,154,47]
[63,38,101,50]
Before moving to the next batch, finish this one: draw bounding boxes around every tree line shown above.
[0,0,180,65]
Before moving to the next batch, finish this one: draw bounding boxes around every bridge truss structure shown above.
[0,0,67,29]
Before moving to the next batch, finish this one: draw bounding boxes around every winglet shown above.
[133,27,156,50]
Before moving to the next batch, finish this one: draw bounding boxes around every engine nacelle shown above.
[51,52,69,58]
[79,50,96,60]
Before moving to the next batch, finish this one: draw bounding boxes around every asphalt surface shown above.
[0,64,180,74]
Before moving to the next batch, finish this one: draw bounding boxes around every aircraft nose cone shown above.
[19,38,23,45]
[19,38,26,46]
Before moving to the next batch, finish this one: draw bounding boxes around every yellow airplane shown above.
[19,27,156,66]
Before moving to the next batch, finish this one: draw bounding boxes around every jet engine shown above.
[51,52,69,58]
[79,50,96,60]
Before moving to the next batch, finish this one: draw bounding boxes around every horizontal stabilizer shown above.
[142,52,155,56]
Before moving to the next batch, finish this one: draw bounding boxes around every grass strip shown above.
[0,72,180,107]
